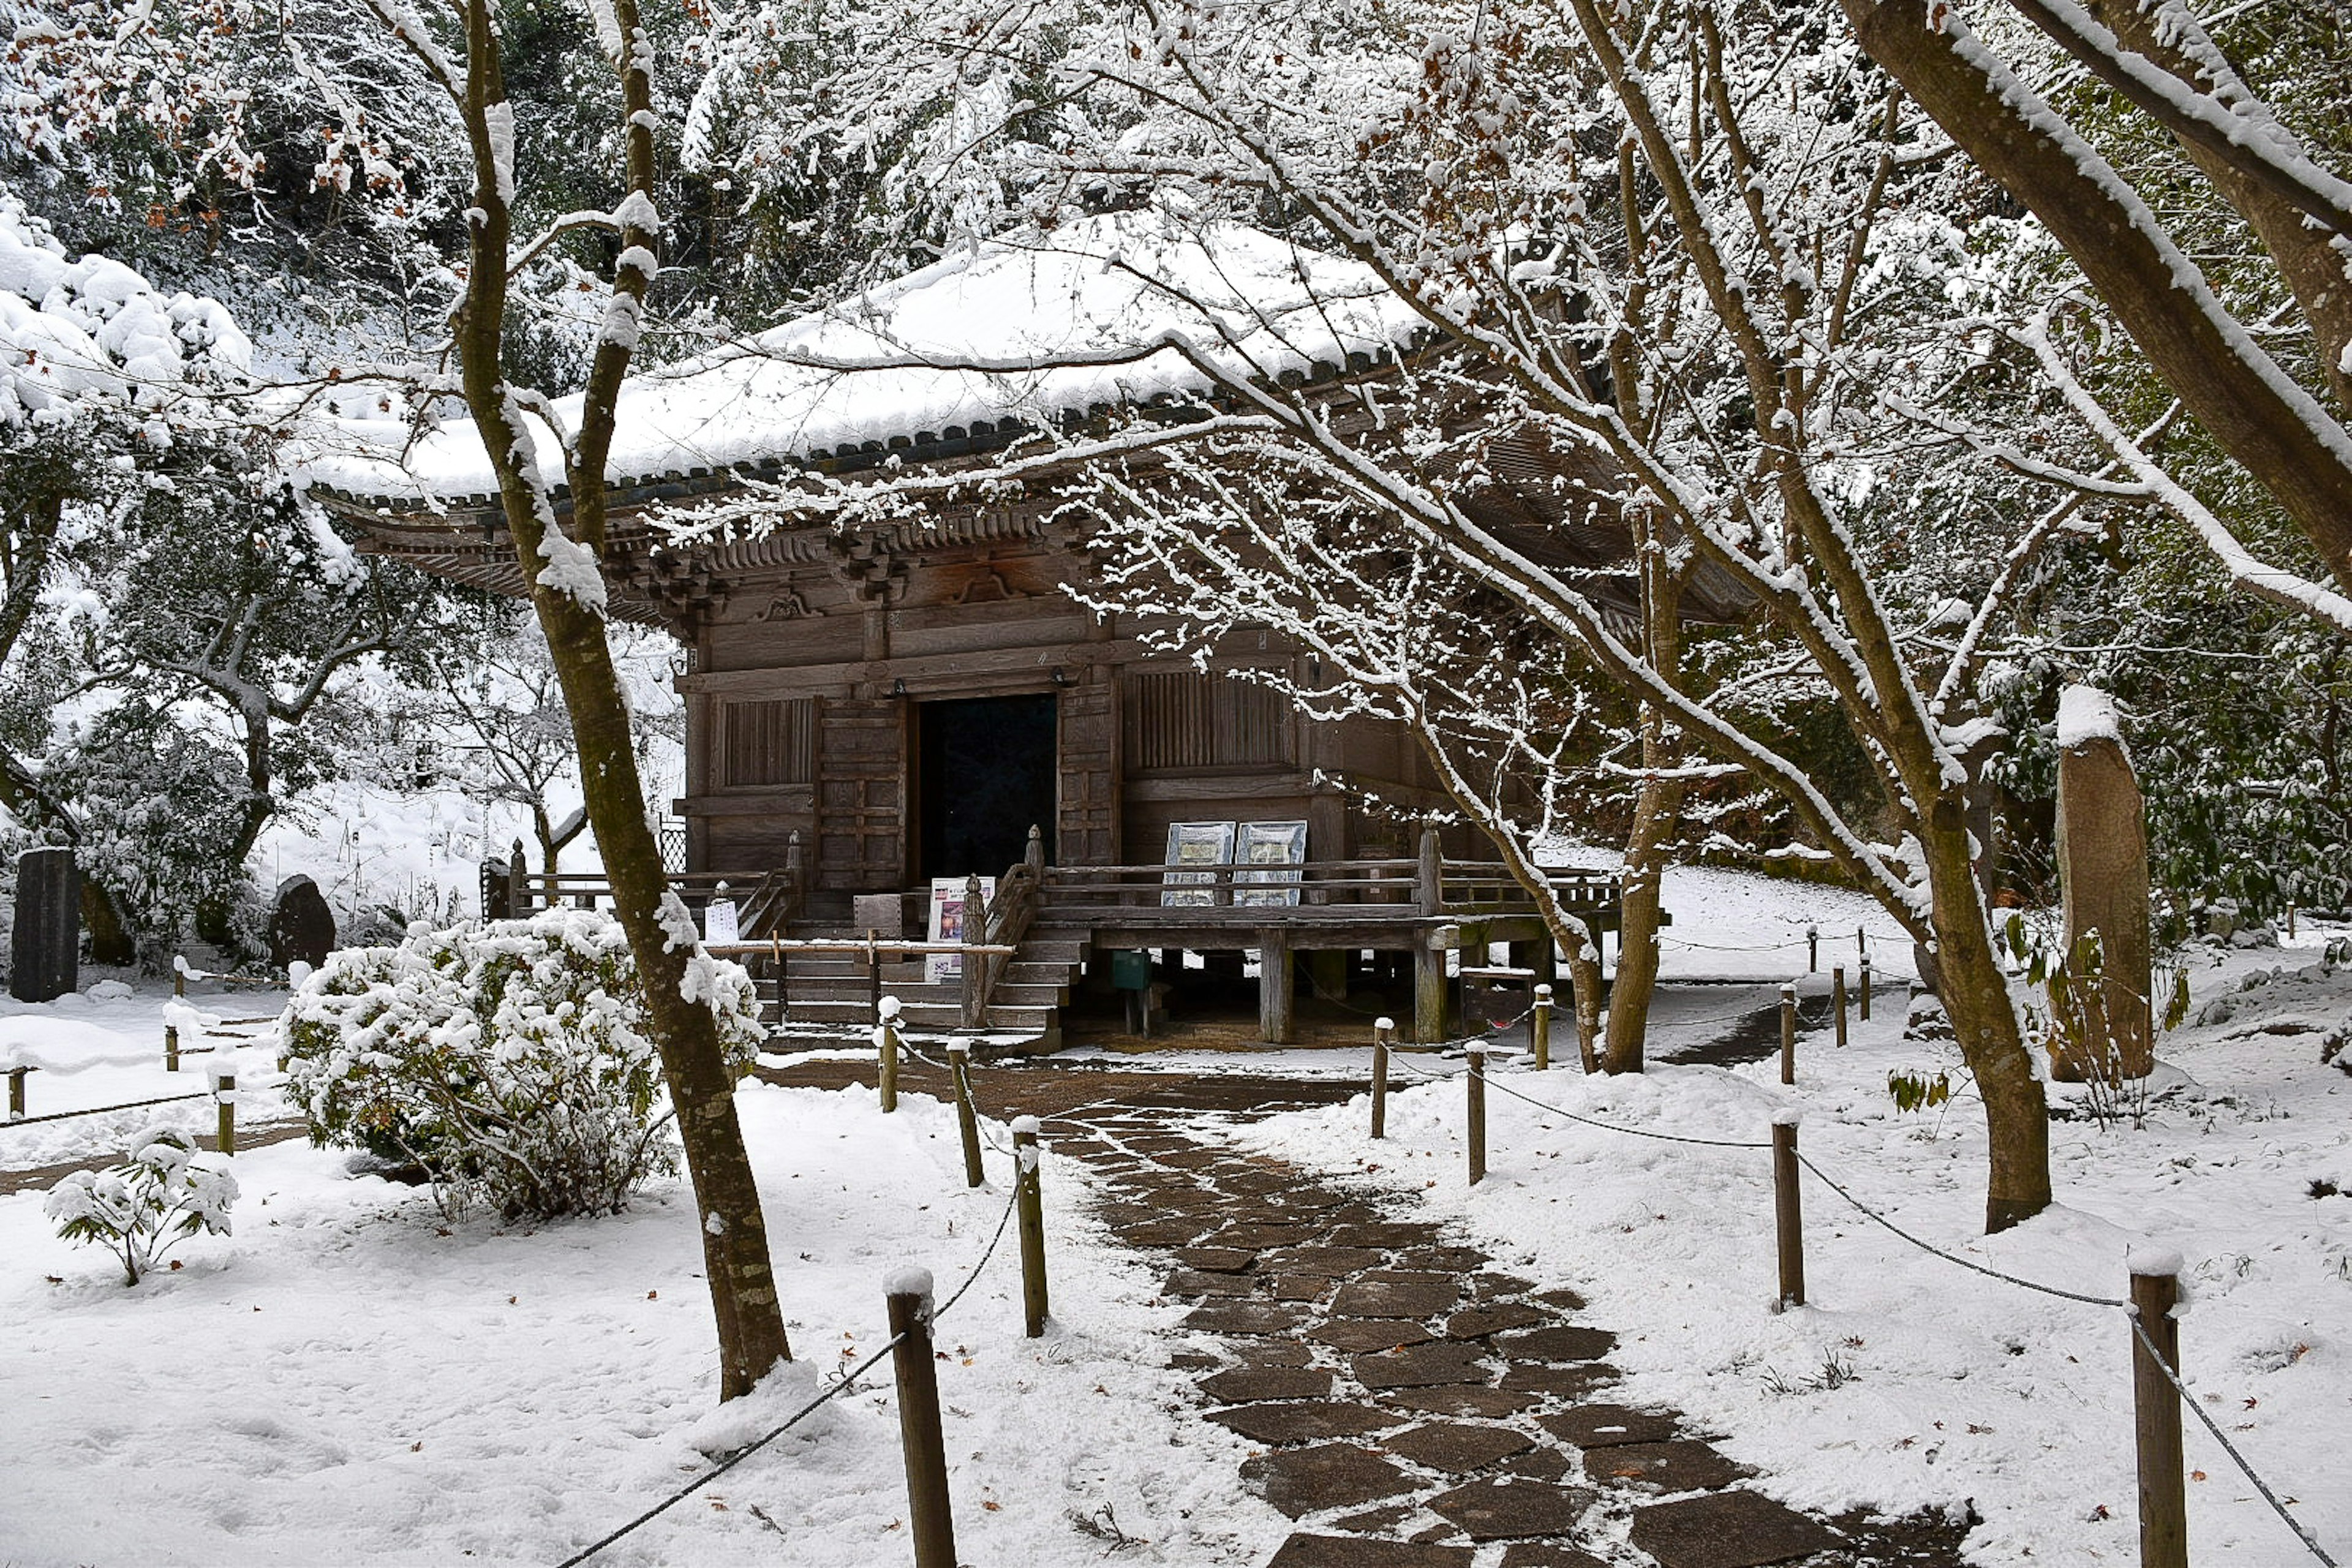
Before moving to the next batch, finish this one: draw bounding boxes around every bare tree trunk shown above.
[1602,545,1687,1076]
[439,0,791,1400]
[1922,790,2052,1232]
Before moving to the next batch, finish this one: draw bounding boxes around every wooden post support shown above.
[1531,984,1553,1071]
[7,1066,25,1120]
[2130,1252,2188,1568]
[1415,823,1443,914]
[1833,965,1849,1049]
[1808,924,1819,973]
[867,930,883,1025]
[947,1042,985,1189]
[1779,982,1798,1087]
[2287,903,2297,940]
[1414,940,1448,1045]
[166,962,186,1071]
[215,1071,237,1156]
[876,997,901,1114]
[1466,1049,1487,1187]
[1371,1018,1393,1140]
[1259,929,1295,1044]
[1857,924,1867,959]
[1859,955,1873,1022]
[960,873,986,1028]
[884,1268,959,1568]
[1772,1114,1804,1309]
[1013,1117,1049,1337]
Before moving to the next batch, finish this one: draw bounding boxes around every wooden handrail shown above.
[963,837,1044,1026]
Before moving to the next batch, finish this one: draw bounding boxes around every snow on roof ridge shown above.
[302,209,1419,510]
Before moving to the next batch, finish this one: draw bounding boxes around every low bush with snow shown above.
[45,1125,238,1285]
[279,909,762,1221]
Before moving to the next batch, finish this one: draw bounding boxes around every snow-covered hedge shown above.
[45,1125,238,1285]
[279,909,763,1220]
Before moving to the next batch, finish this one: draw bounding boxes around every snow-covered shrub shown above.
[278,908,762,1220]
[45,1125,238,1285]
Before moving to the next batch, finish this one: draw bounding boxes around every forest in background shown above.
[1,0,2347,967]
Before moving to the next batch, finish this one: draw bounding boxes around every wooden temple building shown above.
[315,213,1702,1047]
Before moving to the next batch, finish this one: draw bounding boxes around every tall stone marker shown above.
[271,875,336,971]
[2053,685,2152,1081]
[11,846,80,1003]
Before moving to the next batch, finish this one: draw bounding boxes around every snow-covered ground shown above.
[1238,916,2352,1566]
[2,862,2345,1567]
[0,976,296,1171]
[1,1060,1279,1565]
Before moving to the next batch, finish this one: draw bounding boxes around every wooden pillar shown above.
[1414,940,1449,1044]
[1308,949,1349,1003]
[1415,824,1443,914]
[1259,929,1295,1044]
[2130,1253,2188,1568]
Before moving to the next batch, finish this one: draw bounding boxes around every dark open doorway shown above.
[918,694,1058,881]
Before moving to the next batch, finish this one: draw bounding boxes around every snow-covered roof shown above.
[306,209,1420,511]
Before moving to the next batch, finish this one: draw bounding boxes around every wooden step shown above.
[785,998,1055,1033]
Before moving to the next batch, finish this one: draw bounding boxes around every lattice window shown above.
[722,698,816,787]
[1126,671,1292,771]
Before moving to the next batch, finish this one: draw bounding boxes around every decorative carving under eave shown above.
[753,589,824,622]
[944,567,1027,605]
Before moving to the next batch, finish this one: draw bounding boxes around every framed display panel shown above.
[1161,821,1237,907]
[925,875,996,982]
[1233,820,1308,907]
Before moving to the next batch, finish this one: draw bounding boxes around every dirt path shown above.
[758,1053,1967,1567]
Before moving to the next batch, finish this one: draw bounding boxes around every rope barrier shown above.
[1387,1051,1772,1149]
[2,1091,212,1129]
[556,1178,1025,1567]
[1790,1150,2133,1308]
[1372,1049,2330,1563]
[2126,1315,2340,1567]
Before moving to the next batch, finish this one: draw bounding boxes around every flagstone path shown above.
[760,1054,1970,1567]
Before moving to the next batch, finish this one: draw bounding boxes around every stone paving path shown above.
[760,1055,1969,1568]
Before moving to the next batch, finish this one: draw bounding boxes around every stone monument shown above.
[10,846,79,1003]
[2052,685,2152,1080]
[271,875,337,971]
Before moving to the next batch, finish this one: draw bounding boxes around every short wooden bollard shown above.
[1013,1117,1049,1337]
[1832,965,1849,1049]
[1466,1049,1487,1186]
[1857,924,1868,959]
[1778,983,1797,1086]
[2287,903,2297,940]
[214,1071,237,1156]
[876,997,902,1114]
[947,1042,984,1189]
[2130,1253,2188,1568]
[1531,984,1553,1071]
[7,1066,27,1120]
[1771,1114,1804,1309]
[165,964,186,1071]
[1807,924,1819,973]
[1370,1018,1393,1140]
[1859,955,1873,1022]
[885,1268,959,1568]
